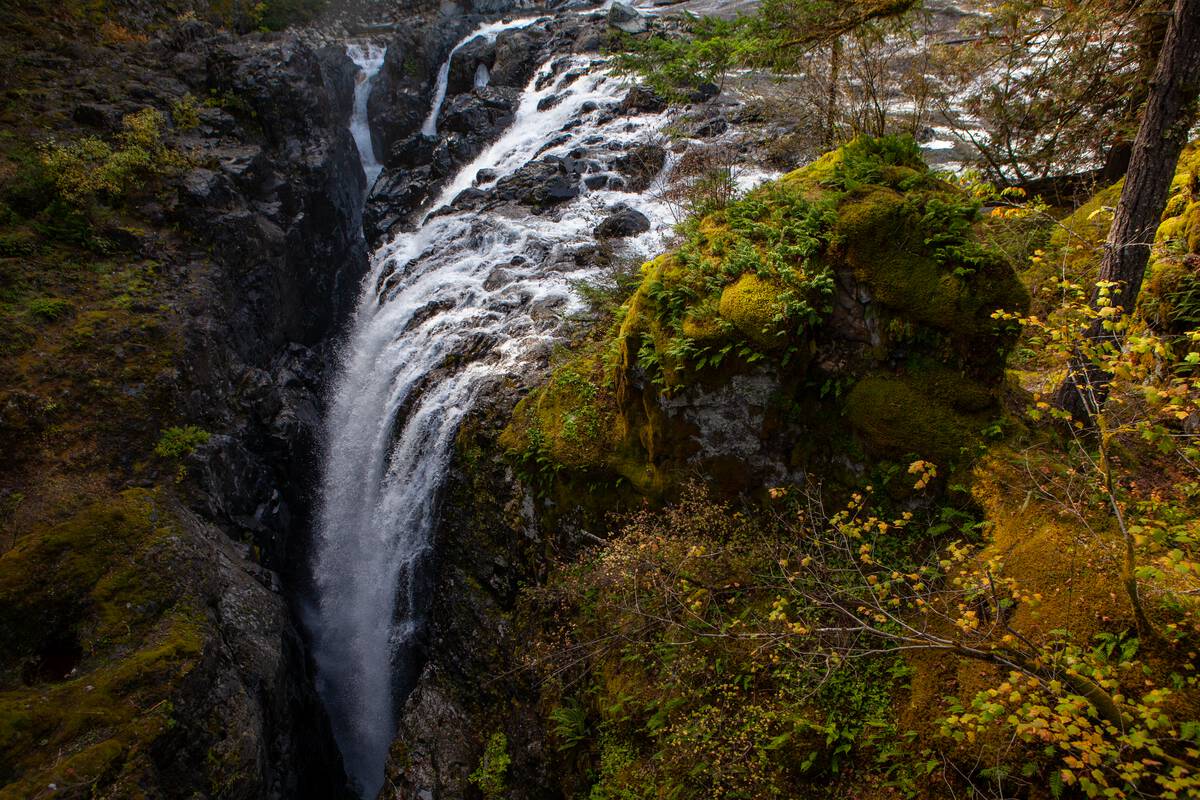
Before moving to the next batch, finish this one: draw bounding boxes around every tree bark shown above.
[826,35,842,148]
[1055,0,1200,421]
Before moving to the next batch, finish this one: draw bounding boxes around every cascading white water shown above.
[420,16,540,137]
[347,43,387,190]
[312,26,683,800]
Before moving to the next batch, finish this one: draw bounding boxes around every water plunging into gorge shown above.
[310,23,681,798]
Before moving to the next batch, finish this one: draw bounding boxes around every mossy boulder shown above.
[504,137,1027,501]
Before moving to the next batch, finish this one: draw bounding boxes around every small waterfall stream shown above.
[347,43,386,190]
[311,23,682,799]
[420,17,540,137]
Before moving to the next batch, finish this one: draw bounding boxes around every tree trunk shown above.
[826,35,842,149]
[1055,0,1200,421]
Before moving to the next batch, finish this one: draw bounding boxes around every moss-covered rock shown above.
[0,491,203,796]
[0,489,347,798]
[718,273,790,349]
[502,137,1026,504]
[844,365,994,466]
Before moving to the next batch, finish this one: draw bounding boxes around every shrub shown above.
[27,298,72,322]
[468,732,510,799]
[0,229,37,257]
[40,108,180,207]
[154,425,211,460]
[169,94,201,131]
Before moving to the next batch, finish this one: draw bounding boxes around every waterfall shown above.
[347,43,386,191]
[420,16,540,137]
[312,26,678,800]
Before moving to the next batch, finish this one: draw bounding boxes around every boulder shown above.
[491,28,545,88]
[493,157,582,206]
[608,1,648,34]
[619,85,667,114]
[612,143,667,192]
[594,205,651,238]
[447,35,497,95]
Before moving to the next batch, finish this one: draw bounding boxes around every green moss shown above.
[1141,143,1200,332]
[501,354,620,473]
[469,731,511,799]
[836,186,1028,349]
[717,273,790,349]
[0,490,207,796]
[25,296,71,322]
[844,368,993,467]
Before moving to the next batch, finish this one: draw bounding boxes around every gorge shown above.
[1,1,1199,799]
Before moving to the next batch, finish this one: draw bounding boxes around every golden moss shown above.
[717,273,789,349]
[1142,143,1200,332]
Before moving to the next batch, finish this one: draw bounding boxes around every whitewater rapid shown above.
[310,24,685,798]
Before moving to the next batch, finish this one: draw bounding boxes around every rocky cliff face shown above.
[0,2,377,794]
[168,23,368,577]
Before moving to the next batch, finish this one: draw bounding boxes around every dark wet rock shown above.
[691,114,729,137]
[584,173,609,190]
[452,186,489,208]
[72,101,122,130]
[690,81,721,103]
[536,92,563,111]
[483,267,514,290]
[475,167,498,184]
[405,298,458,333]
[493,156,581,206]
[389,131,438,168]
[447,35,498,95]
[491,27,546,88]
[618,85,667,114]
[534,132,572,156]
[594,204,651,238]
[369,21,472,160]
[366,167,434,239]
[611,143,667,192]
[440,86,520,138]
